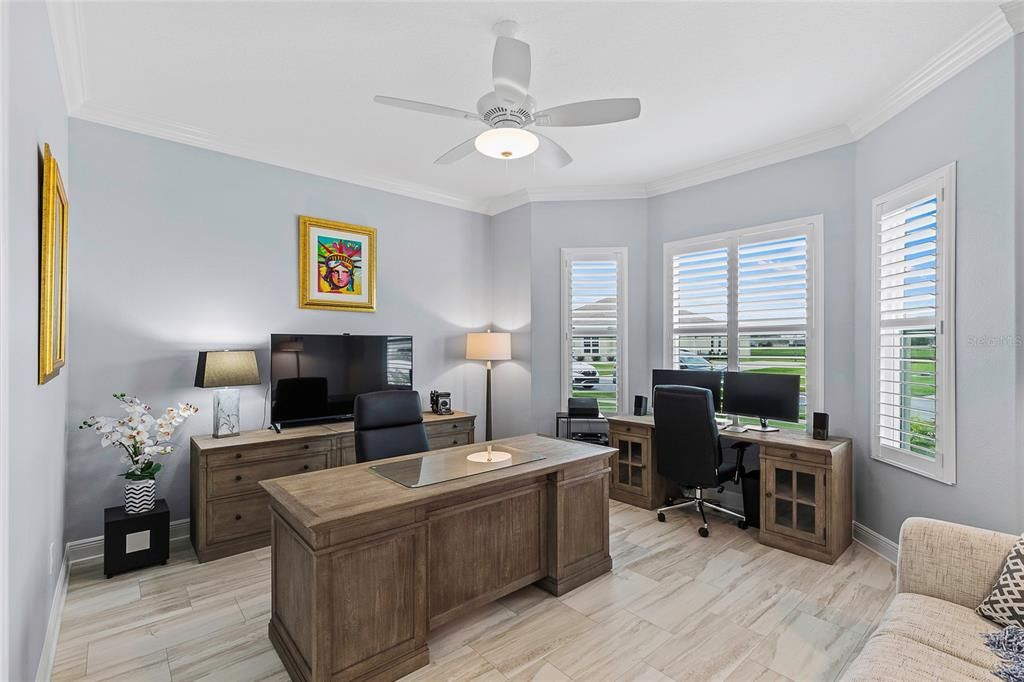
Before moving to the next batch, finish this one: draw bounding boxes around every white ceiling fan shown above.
[373,20,641,168]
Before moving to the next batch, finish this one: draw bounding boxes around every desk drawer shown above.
[207,493,271,544]
[425,419,473,438]
[207,453,328,499]
[763,447,828,467]
[429,432,472,450]
[205,439,331,468]
[609,423,652,439]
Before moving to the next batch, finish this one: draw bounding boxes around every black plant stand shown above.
[104,498,170,579]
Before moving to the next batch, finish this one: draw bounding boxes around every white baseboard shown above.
[66,517,191,565]
[34,550,69,682]
[853,522,898,564]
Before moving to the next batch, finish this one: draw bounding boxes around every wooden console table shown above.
[606,415,852,563]
[189,411,475,562]
[261,434,614,682]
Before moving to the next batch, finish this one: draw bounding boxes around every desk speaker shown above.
[633,395,648,416]
[812,412,829,440]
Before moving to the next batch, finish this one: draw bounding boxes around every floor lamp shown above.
[466,331,511,442]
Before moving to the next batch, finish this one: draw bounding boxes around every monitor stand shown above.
[746,417,779,433]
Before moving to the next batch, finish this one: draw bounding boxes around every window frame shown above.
[870,163,956,485]
[560,247,629,415]
[662,215,824,433]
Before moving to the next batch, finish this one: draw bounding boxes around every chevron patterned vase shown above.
[124,479,156,514]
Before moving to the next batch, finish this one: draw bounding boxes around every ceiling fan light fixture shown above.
[474,128,539,160]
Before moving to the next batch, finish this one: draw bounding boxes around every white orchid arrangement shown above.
[80,393,199,481]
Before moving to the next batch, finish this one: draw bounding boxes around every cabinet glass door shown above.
[765,459,826,545]
[611,436,648,496]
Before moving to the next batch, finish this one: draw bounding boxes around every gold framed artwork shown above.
[39,143,68,385]
[298,215,377,312]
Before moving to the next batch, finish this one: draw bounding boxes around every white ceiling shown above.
[53,1,1010,213]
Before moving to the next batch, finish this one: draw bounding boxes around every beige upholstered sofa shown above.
[842,517,1018,681]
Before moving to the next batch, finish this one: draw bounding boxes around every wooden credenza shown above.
[189,411,475,563]
[606,415,852,563]
[261,434,614,682]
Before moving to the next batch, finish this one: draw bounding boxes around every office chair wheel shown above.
[737,520,749,530]
[698,526,709,538]
[657,512,666,522]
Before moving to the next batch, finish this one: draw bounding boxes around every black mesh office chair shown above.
[653,385,748,537]
[354,390,430,463]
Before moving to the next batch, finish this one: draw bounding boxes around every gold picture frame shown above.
[298,215,377,312]
[39,143,68,384]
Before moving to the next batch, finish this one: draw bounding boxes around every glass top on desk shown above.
[369,446,546,488]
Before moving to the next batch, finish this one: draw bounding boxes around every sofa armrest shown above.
[897,517,1018,610]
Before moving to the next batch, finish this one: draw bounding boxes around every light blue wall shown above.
[66,119,493,542]
[528,199,649,435]
[646,145,858,443]
[5,2,69,679]
[489,204,533,439]
[854,42,1018,539]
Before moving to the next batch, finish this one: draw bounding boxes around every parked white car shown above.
[572,362,600,389]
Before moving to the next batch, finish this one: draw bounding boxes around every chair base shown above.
[656,487,747,536]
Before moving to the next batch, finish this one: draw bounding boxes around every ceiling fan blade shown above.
[534,98,641,127]
[373,96,479,121]
[434,136,478,165]
[534,132,573,168]
[492,36,531,107]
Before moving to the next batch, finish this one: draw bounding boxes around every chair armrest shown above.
[897,517,1018,610]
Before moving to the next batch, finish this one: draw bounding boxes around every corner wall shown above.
[4,3,69,679]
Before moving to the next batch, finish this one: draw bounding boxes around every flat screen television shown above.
[270,333,413,426]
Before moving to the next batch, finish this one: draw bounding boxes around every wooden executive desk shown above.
[261,434,615,682]
[606,415,852,564]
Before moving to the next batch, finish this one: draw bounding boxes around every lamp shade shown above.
[195,350,260,388]
[465,332,511,361]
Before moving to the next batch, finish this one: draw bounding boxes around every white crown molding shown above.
[46,0,87,113]
[848,9,1013,139]
[646,125,855,198]
[51,3,1018,216]
[73,102,494,215]
[1002,1,1024,34]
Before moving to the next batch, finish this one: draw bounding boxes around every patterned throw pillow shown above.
[978,535,1024,628]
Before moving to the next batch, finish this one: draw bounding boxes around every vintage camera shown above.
[430,390,453,415]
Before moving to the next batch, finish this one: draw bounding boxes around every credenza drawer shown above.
[207,493,271,544]
[207,453,328,499]
[425,419,473,438]
[205,439,332,468]
[763,446,829,466]
[429,432,472,450]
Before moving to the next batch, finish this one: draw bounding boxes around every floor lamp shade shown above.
[466,332,511,442]
[195,350,260,438]
[465,332,511,362]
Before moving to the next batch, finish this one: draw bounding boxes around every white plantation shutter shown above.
[561,249,627,415]
[871,164,956,483]
[737,235,809,423]
[670,245,729,371]
[664,216,821,430]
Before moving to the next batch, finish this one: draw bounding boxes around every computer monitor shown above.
[722,371,800,431]
[652,369,723,412]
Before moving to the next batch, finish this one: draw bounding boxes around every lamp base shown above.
[212,388,241,438]
[467,450,512,463]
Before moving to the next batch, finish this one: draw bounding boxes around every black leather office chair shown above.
[354,390,430,463]
[653,385,748,537]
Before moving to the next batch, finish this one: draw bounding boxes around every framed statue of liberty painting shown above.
[298,215,377,312]
[39,143,68,384]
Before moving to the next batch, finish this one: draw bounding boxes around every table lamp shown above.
[466,330,511,441]
[194,350,260,438]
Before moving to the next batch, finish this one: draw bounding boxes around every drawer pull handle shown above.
[303,444,310,450]
[625,427,631,432]
[303,465,310,471]
[451,439,458,445]
[235,453,242,459]
[235,475,242,482]
[790,452,797,459]
[235,514,242,521]
[452,424,458,429]
[766,492,773,498]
